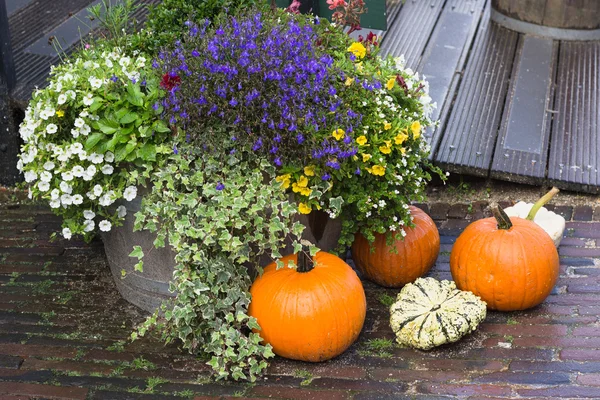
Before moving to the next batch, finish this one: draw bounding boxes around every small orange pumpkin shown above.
[450,203,559,311]
[351,206,440,287]
[248,251,366,362]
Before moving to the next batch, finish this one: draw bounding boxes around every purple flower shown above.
[355,167,361,175]
[173,144,178,155]
[110,75,118,82]
[321,173,331,181]
[273,157,282,166]
[216,182,225,191]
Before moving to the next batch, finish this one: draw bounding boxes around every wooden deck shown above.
[381,0,600,193]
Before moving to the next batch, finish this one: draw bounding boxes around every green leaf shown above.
[153,120,171,133]
[85,132,106,150]
[115,140,137,162]
[97,118,119,134]
[126,83,144,107]
[137,143,157,161]
[129,245,144,259]
[120,112,138,124]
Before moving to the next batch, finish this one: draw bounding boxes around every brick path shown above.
[1,195,600,399]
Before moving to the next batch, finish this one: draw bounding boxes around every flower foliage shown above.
[134,152,304,381]
[17,44,172,240]
[157,11,360,169]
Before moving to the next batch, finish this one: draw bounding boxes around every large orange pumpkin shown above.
[450,204,559,311]
[351,206,440,287]
[248,251,366,362]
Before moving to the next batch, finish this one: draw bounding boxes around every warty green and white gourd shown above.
[389,277,486,350]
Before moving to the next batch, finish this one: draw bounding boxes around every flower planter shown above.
[101,195,177,313]
[102,197,342,313]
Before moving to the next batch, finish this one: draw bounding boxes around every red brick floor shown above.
[1,200,600,399]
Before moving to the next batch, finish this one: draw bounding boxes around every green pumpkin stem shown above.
[297,246,314,273]
[526,187,560,221]
[491,203,513,230]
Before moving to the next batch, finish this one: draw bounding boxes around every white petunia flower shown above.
[16,159,23,171]
[83,210,95,220]
[119,56,131,67]
[98,194,114,206]
[61,171,74,181]
[104,152,114,163]
[74,118,85,128]
[49,199,60,208]
[79,124,90,136]
[99,220,112,232]
[86,165,96,177]
[83,219,95,232]
[46,124,58,134]
[62,228,72,240]
[40,171,52,183]
[88,76,102,89]
[70,143,83,154]
[60,181,72,194]
[89,153,103,164]
[101,164,114,175]
[37,181,50,191]
[72,194,83,205]
[93,184,103,196]
[57,94,67,105]
[24,170,38,183]
[71,128,80,138]
[82,172,93,181]
[72,166,84,177]
[60,194,73,206]
[116,205,127,218]
[123,186,137,201]
[57,150,71,162]
[83,94,94,106]
[43,161,55,170]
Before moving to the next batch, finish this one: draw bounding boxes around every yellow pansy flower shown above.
[345,77,354,86]
[362,153,372,162]
[298,202,311,214]
[297,175,308,187]
[275,174,291,189]
[356,135,368,146]
[401,147,407,155]
[56,110,65,118]
[304,165,315,176]
[386,78,395,90]
[411,121,421,138]
[347,42,366,59]
[332,128,345,141]
[384,122,392,131]
[370,165,386,176]
[395,133,408,146]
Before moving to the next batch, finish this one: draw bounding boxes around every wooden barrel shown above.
[492,0,600,30]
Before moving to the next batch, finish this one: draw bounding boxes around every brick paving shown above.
[1,194,600,399]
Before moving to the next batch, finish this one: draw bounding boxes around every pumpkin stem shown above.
[491,203,513,230]
[297,246,315,273]
[526,187,560,221]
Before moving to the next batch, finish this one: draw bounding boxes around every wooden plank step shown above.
[548,41,600,193]
[419,0,487,151]
[379,0,445,69]
[490,35,557,184]
[434,21,519,176]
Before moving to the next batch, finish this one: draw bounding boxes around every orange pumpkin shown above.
[351,206,440,287]
[248,251,366,362]
[450,204,559,311]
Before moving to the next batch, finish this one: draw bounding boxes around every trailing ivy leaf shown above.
[129,245,144,260]
[134,261,144,272]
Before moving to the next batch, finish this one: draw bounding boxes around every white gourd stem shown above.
[526,187,560,221]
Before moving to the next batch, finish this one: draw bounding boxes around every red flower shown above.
[286,0,301,14]
[160,73,181,91]
[396,75,409,95]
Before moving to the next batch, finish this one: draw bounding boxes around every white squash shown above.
[389,277,486,350]
[503,187,564,247]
